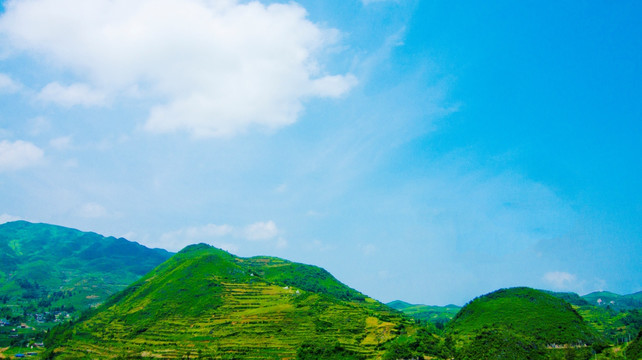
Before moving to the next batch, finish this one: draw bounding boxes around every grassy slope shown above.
[47,244,418,359]
[0,221,172,336]
[446,287,601,359]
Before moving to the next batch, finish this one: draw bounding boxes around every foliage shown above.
[627,329,642,359]
[383,327,448,359]
[455,328,547,360]
[296,340,365,360]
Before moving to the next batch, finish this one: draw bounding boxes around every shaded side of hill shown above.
[627,330,642,360]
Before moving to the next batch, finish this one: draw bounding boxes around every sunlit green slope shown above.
[46,244,424,359]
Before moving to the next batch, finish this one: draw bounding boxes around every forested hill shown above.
[0,221,172,325]
[446,287,603,359]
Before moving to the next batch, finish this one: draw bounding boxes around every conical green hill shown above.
[446,287,601,359]
[46,244,414,359]
[448,287,599,345]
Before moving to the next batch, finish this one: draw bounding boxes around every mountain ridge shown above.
[0,220,173,350]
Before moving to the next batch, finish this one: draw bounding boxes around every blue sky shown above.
[0,0,640,305]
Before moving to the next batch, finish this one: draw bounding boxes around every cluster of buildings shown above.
[32,310,71,324]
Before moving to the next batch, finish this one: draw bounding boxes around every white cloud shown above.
[37,82,107,107]
[276,237,288,249]
[543,271,577,290]
[158,223,235,252]
[77,202,109,218]
[0,73,21,93]
[62,158,79,168]
[0,0,356,137]
[0,140,44,171]
[176,224,234,239]
[360,243,377,256]
[244,221,279,241]
[158,221,283,252]
[0,213,23,224]
[307,239,335,252]
[378,270,393,280]
[49,135,73,150]
[27,116,51,136]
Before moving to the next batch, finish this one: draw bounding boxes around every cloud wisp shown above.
[0,73,21,93]
[0,213,23,224]
[0,139,44,172]
[543,271,578,290]
[0,0,356,137]
[157,221,282,252]
[37,82,107,107]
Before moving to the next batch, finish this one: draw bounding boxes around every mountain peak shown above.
[45,244,414,359]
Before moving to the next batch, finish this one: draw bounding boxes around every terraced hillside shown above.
[45,244,428,359]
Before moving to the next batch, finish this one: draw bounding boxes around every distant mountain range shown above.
[386,300,460,329]
[0,221,641,359]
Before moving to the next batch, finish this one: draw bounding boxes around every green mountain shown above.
[446,287,602,359]
[386,300,413,311]
[45,244,443,359]
[583,291,622,307]
[547,290,642,345]
[546,291,590,307]
[582,291,642,311]
[387,300,460,329]
[0,221,172,346]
